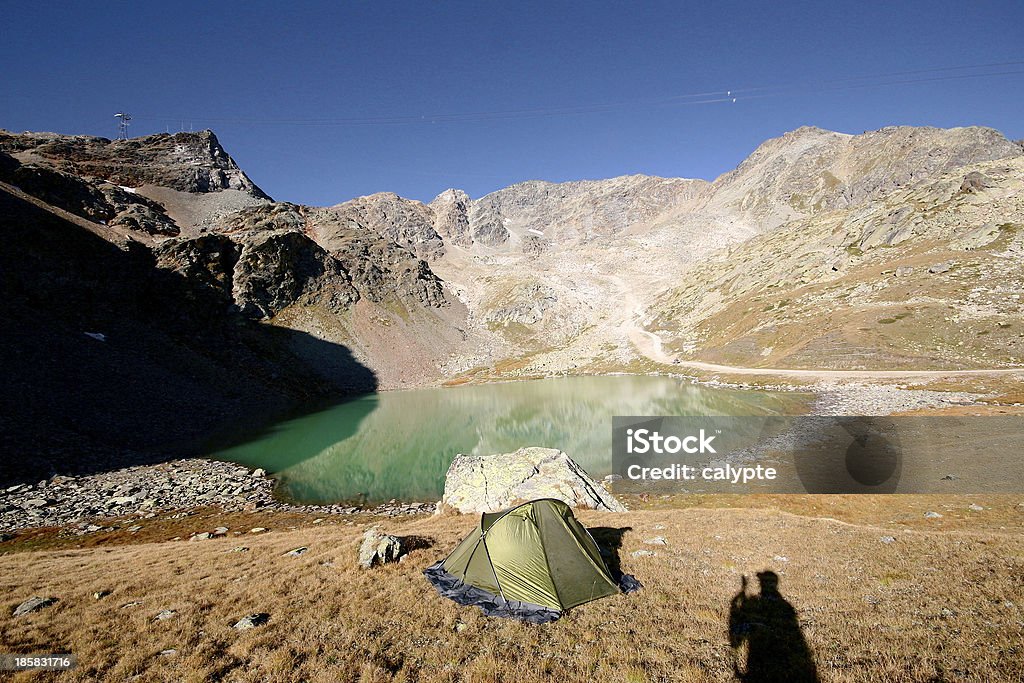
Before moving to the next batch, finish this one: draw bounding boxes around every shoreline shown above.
[0,459,433,534]
[0,372,1006,534]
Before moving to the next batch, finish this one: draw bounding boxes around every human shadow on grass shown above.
[728,571,819,683]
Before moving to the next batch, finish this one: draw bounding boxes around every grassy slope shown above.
[1,499,1022,682]
[650,157,1024,373]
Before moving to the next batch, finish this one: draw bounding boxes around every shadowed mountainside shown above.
[0,182,376,485]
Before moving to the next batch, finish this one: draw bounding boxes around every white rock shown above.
[232,613,269,629]
[438,447,626,514]
[14,596,56,616]
[358,527,402,569]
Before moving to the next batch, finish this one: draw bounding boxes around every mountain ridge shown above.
[2,123,1021,398]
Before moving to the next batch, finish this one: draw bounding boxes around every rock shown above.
[894,265,914,277]
[212,526,229,537]
[13,596,56,616]
[160,649,177,657]
[960,171,992,193]
[927,262,952,275]
[24,498,48,508]
[190,532,211,541]
[438,447,627,514]
[251,468,266,478]
[968,503,984,511]
[284,546,307,557]
[120,601,142,609]
[924,511,943,519]
[250,527,268,533]
[107,496,136,505]
[955,222,1001,250]
[93,590,111,599]
[879,536,896,544]
[127,525,142,533]
[153,609,176,621]
[631,550,656,558]
[644,536,668,546]
[454,621,468,633]
[232,613,270,630]
[228,546,250,553]
[358,527,402,569]
[773,555,789,563]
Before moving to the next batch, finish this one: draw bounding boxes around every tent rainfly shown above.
[424,498,639,623]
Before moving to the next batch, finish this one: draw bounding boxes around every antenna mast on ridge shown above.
[114,112,132,140]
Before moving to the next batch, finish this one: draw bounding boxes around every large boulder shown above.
[438,447,626,514]
[358,526,402,569]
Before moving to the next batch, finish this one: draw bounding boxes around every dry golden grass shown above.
[1,501,1023,682]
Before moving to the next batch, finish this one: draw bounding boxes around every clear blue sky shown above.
[3,1,1022,205]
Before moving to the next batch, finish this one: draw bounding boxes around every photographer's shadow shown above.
[728,571,819,683]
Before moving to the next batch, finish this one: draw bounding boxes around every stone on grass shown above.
[879,536,896,544]
[439,447,626,514]
[284,546,307,557]
[924,511,943,519]
[631,550,656,558]
[153,609,176,621]
[644,536,667,546]
[358,527,402,569]
[14,596,56,616]
[232,613,270,630]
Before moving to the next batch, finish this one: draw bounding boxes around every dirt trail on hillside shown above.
[628,324,1024,380]
[612,275,1024,380]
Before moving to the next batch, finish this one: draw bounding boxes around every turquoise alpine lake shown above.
[209,375,808,504]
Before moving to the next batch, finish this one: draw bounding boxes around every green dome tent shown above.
[424,498,639,623]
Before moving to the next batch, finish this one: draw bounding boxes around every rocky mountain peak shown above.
[705,124,1022,231]
[0,129,270,199]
